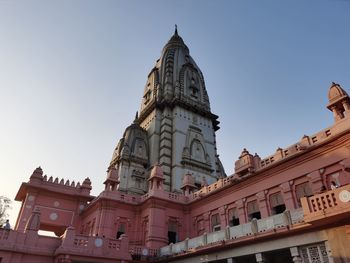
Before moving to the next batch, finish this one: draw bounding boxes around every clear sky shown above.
[1,0,350,224]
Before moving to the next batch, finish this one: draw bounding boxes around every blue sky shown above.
[1,0,350,223]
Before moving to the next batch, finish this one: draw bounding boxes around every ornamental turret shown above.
[327,82,350,121]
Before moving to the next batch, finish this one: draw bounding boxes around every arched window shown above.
[247,200,261,221]
[168,221,177,244]
[228,208,240,226]
[295,182,312,207]
[211,214,221,232]
[270,192,286,214]
[116,222,126,239]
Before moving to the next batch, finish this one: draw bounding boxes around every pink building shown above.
[1,29,350,263]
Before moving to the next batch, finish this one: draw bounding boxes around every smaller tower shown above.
[148,164,164,191]
[327,82,350,121]
[29,166,43,183]
[104,167,119,191]
[180,172,196,196]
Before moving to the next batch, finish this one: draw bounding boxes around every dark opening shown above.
[229,217,240,227]
[116,231,124,239]
[249,211,261,220]
[116,223,125,239]
[168,231,177,244]
[194,183,201,189]
[264,248,294,263]
[213,225,221,231]
[273,204,286,215]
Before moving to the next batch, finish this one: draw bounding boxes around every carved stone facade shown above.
[110,28,226,194]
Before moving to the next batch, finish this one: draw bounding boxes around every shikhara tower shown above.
[108,27,226,194]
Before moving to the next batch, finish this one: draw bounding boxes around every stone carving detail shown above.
[181,126,212,173]
[179,64,210,112]
[141,68,159,112]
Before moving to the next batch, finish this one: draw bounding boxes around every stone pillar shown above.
[227,258,233,263]
[342,100,350,113]
[219,206,227,230]
[255,253,266,263]
[290,247,302,263]
[16,192,37,232]
[308,170,324,194]
[331,106,342,121]
[256,191,269,218]
[280,181,296,210]
[146,204,168,248]
[236,199,246,224]
[203,212,211,233]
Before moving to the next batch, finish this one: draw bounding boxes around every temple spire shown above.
[174,24,178,36]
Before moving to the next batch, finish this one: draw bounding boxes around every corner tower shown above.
[110,27,226,194]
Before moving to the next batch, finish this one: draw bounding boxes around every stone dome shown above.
[109,113,149,168]
[328,82,349,104]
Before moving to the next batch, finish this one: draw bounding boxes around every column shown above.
[280,181,295,210]
[219,206,227,230]
[342,100,350,113]
[290,247,302,263]
[256,191,269,218]
[308,170,324,194]
[331,106,342,121]
[236,199,246,224]
[203,212,211,233]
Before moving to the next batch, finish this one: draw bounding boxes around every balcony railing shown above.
[159,208,304,257]
[301,184,350,223]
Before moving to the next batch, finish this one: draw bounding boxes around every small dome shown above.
[82,177,92,189]
[31,166,43,177]
[328,82,348,103]
[239,148,250,158]
[149,164,164,179]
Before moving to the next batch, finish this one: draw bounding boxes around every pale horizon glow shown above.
[1,0,350,225]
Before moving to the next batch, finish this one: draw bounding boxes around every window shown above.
[211,213,221,231]
[116,223,126,239]
[270,192,285,214]
[247,201,261,221]
[295,182,312,207]
[168,221,177,244]
[300,243,329,263]
[228,208,240,227]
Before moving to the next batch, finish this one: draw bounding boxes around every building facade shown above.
[1,29,350,263]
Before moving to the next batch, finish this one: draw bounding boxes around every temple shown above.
[1,29,350,263]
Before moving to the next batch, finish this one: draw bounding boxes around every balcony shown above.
[301,184,350,224]
[159,209,304,257]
